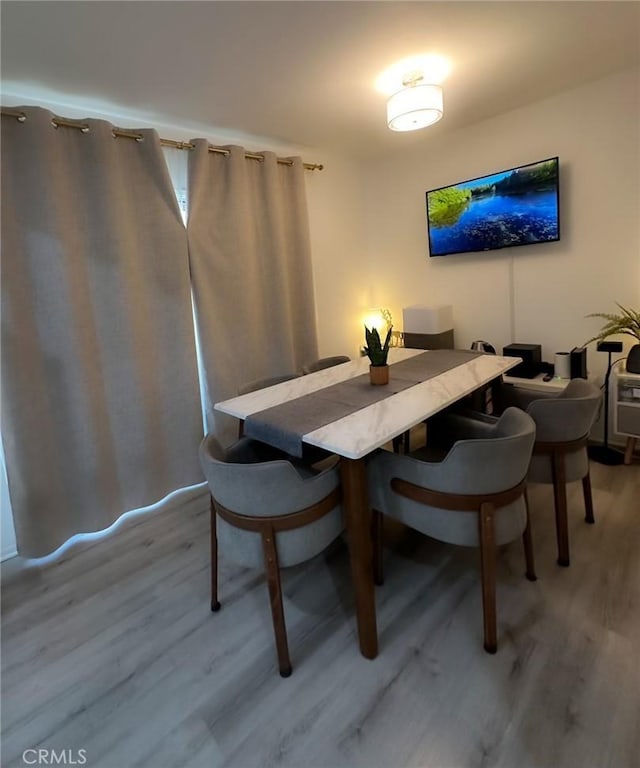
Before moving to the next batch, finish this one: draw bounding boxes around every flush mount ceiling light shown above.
[387,71,443,132]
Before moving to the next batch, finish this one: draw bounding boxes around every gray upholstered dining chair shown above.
[237,373,301,437]
[199,435,343,677]
[238,373,301,396]
[302,355,350,374]
[367,407,536,654]
[496,378,602,566]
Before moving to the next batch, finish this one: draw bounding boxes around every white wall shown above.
[360,68,640,398]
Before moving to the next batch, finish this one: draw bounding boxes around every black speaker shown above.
[502,343,542,378]
[570,347,587,379]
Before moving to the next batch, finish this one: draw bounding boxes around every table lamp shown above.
[402,305,454,349]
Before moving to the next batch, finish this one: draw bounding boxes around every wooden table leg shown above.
[552,453,570,567]
[340,457,378,659]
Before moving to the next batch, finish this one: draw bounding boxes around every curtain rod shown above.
[1,108,324,171]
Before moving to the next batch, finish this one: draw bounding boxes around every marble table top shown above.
[215,348,521,460]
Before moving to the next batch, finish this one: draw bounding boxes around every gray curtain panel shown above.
[187,142,318,443]
[1,107,204,558]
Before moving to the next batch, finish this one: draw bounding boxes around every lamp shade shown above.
[402,305,453,334]
[387,84,443,132]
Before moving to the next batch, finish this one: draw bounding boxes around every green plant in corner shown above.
[585,303,640,345]
[585,302,640,374]
[364,325,393,367]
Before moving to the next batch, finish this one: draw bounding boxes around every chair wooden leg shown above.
[210,497,221,612]
[371,510,384,586]
[392,436,402,454]
[551,453,570,567]
[403,429,410,454]
[523,491,537,582]
[261,526,292,677]
[582,471,595,524]
[238,419,245,439]
[624,436,636,465]
[478,502,498,654]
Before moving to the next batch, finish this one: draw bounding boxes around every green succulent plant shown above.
[585,303,640,345]
[364,325,393,366]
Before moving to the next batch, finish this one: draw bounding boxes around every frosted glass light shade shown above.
[402,305,453,334]
[387,84,443,131]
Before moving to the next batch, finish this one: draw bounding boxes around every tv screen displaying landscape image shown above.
[426,157,560,257]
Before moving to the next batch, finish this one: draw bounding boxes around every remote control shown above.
[542,373,553,382]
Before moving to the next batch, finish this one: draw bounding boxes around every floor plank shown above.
[2,456,639,768]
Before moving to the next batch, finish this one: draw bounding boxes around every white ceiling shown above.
[2,1,639,158]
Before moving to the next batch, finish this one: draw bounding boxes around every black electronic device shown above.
[471,340,496,354]
[596,340,623,353]
[570,347,587,379]
[587,343,624,465]
[502,343,542,379]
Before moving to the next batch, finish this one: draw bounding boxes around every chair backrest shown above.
[367,408,536,550]
[199,435,342,568]
[199,435,339,519]
[433,407,536,496]
[526,379,601,443]
[238,373,300,396]
[302,356,350,375]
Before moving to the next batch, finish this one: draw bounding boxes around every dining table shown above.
[214,347,521,659]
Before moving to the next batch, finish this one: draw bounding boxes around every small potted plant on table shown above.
[364,325,393,385]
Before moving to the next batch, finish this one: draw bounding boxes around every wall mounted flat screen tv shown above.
[426,157,560,257]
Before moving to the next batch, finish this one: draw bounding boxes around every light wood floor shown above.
[2,455,639,768]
